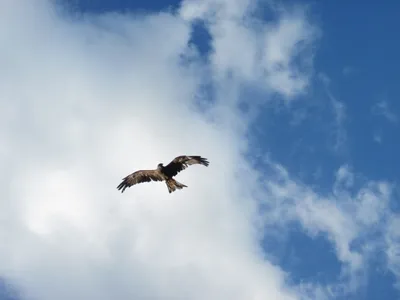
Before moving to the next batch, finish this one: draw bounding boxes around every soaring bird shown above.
[117,155,209,193]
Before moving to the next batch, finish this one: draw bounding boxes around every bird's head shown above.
[157,163,163,170]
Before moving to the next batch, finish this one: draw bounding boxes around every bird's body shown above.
[117,155,209,193]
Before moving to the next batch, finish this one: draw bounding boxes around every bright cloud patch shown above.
[386,216,400,289]
[259,159,396,295]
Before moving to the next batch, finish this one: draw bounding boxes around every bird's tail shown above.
[166,178,187,193]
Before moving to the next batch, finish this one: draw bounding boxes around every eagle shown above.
[117,155,209,193]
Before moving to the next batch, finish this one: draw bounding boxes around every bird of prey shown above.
[117,155,209,194]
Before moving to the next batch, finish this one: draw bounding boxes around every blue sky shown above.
[1,0,399,299]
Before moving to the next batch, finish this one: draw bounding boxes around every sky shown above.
[1,0,399,299]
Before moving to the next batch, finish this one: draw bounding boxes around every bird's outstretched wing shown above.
[117,170,165,193]
[163,155,209,177]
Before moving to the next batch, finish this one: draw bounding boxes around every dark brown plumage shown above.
[117,155,209,193]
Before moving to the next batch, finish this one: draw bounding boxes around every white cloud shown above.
[386,215,400,290]
[0,0,322,300]
[373,130,383,144]
[261,9,319,99]
[260,160,393,293]
[3,0,397,299]
[335,165,354,189]
[372,100,398,124]
[180,0,254,22]
[318,72,347,153]
[342,66,356,77]
[330,97,347,153]
[181,0,319,101]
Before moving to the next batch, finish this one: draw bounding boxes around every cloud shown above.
[259,159,394,294]
[342,66,356,77]
[372,100,398,124]
[386,215,400,289]
[373,130,383,144]
[261,8,319,99]
[335,165,354,188]
[330,97,347,153]
[0,0,322,300]
[3,0,398,299]
[317,73,347,154]
[180,0,320,101]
